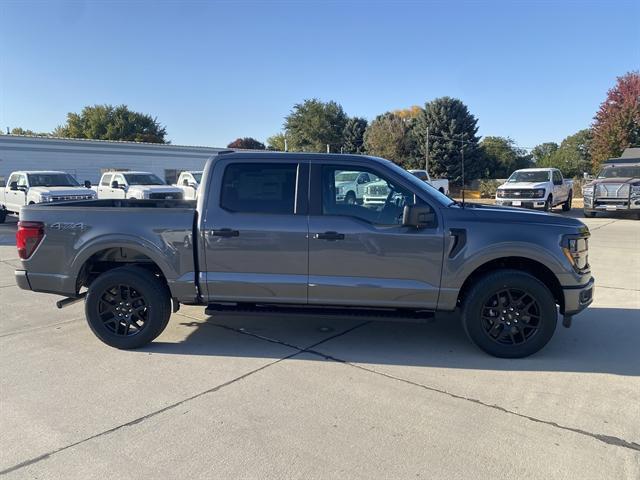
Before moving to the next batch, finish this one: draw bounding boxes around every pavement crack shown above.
[302,348,640,453]
[589,219,618,231]
[0,320,370,475]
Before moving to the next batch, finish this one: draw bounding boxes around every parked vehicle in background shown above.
[408,169,450,195]
[175,171,203,200]
[582,157,640,219]
[15,152,594,358]
[495,168,573,211]
[334,170,378,204]
[97,171,184,200]
[0,170,95,223]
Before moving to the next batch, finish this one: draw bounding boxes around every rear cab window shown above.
[220,163,298,215]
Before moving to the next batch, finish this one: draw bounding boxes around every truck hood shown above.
[449,203,587,229]
[498,182,547,190]
[30,186,96,195]
[128,185,184,193]
[586,177,640,186]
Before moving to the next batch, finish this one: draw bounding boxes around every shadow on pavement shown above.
[146,306,640,376]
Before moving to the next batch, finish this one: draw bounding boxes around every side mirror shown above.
[84,180,92,188]
[402,204,435,229]
[583,172,593,180]
[9,181,18,191]
[183,179,189,186]
[110,180,120,189]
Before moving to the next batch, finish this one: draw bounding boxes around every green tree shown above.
[227,137,266,150]
[53,104,167,143]
[266,133,287,151]
[413,97,484,184]
[481,136,531,178]
[9,127,48,137]
[284,99,348,152]
[539,129,593,177]
[363,112,415,165]
[342,117,368,154]
[591,72,640,170]
[531,142,559,165]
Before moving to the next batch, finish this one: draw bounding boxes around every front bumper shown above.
[562,277,595,316]
[496,199,546,209]
[583,195,640,212]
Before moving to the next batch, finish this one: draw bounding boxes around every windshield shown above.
[28,173,80,187]
[124,173,165,185]
[192,172,203,183]
[597,165,640,179]
[507,171,550,183]
[335,172,359,182]
[384,161,453,206]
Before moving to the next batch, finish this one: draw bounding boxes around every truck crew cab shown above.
[14,152,594,358]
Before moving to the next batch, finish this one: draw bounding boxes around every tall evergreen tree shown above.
[413,97,484,183]
[342,117,368,153]
[363,112,414,165]
[591,72,640,170]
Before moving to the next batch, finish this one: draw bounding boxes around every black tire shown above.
[461,269,557,358]
[583,210,596,218]
[562,191,572,211]
[544,195,553,212]
[345,192,357,205]
[85,266,172,349]
[0,209,6,224]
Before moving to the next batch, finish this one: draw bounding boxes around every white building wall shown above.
[0,135,225,185]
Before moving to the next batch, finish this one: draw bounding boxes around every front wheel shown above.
[85,266,172,349]
[461,270,558,358]
[0,209,6,224]
[544,195,553,212]
[562,191,572,211]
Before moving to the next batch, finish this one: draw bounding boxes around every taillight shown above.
[16,221,44,259]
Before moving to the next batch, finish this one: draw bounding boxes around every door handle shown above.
[210,228,240,237]
[314,231,345,241]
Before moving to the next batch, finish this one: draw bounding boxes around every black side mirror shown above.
[110,180,119,189]
[84,180,92,188]
[403,204,435,229]
[9,181,18,191]
[183,179,189,186]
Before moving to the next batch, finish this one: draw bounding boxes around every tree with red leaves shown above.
[227,137,266,150]
[591,72,640,170]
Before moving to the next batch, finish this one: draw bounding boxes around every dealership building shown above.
[0,135,225,186]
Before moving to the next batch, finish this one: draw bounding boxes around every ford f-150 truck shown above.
[582,156,640,219]
[495,168,573,211]
[97,171,184,200]
[0,171,95,223]
[14,152,594,358]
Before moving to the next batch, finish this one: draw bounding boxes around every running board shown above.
[204,303,436,323]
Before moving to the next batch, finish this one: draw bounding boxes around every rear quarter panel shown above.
[18,204,197,300]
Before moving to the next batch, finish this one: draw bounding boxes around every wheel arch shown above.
[456,256,565,313]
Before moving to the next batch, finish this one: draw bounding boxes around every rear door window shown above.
[220,163,298,215]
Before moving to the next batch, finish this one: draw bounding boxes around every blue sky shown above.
[1,0,638,150]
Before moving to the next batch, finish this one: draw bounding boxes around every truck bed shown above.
[17,200,199,302]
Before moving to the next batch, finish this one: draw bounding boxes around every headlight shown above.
[336,186,344,195]
[582,186,594,197]
[631,185,640,196]
[496,189,505,198]
[533,189,546,198]
[40,196,53,203]
[562,235,589,272]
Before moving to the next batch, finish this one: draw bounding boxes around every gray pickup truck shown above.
[14,152,594,358]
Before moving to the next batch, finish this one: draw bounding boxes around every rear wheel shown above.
[85,266,171,349]
[562,191,572,211]
[461,270,557,358]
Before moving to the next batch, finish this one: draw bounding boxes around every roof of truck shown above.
[214,151,389,163]
[512,168,557,172]
[12,170,69,175]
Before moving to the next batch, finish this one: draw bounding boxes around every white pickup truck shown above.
[0,170,95,223]
[334,170,379,204]
[408,169,450,195]
[496,168,573,211]
[96,171,185,200]
[174,170,203,200]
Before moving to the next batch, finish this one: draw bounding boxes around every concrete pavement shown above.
[1,210,638,479]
